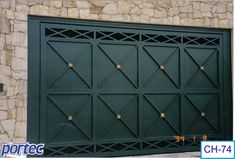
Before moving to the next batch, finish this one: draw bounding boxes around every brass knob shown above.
[200,66,204,70]
[201,112,205,117]
[116,64,121,69]
[68,63,73,68]
[68,115,73,121]
[160,65,164,70]
[116,113,121,119]
[160,113,165,118]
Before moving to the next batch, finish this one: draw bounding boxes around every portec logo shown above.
[0,143,44,157]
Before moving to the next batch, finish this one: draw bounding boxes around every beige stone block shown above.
[1,119,15,132]
[15,12,28,21]
[15,47,27,59]
[10,79,17,87]
[0,99,8,110]
[68,8,79,18]
[102,3,118,14]
[6,87,14,97]
[15,80,27,94]
[218,13,227,19]
[12,137,26,143]
[8,108,16,119]
[130,6,141,15]
[180,6,193,13]
[28,0,43,6]
[16,0,27,5]
[118,1,130,14]
[158,0,172,9]
[89,0,106,7]
[173,15,180,25]
[50,0,62,8]
[219,19,229,28]
[162,17,173,24]
[90,14,99,19]
[2,9,14,20]
[0,17,10,34]
[211,18,219,27]
[15,121,26,138]
[16,108,26,121]
[0,65,11,76]
[130,15,140,22]
[0,36,5,51]
[11,57,27,71]
[200,3,212,12]
[12,32,26,47]
[80,9,90,18]
[63,0,76,8]
[111,15,124,21]
[142,8,154,17]
[15,5,29,12]
[49,7,60,16]
[0,50,13,66]
[181,18,194,25]
[14,21,27,32]
[60,7,68,17]
[0,133,10,143]
[212,4,227,13]
[193,10,202,18]
[0,111,7,120]
[12,72,27,80]
[76,0,90,9]
[99,14,111,20]
[203,17,211,26]
[30,5,49,15]
[140,15,150,23]
[168,7,179,16]
[192,2,200,10]
[154,9,167,18]
[142,2,155,9]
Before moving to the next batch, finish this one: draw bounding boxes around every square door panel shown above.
[45,94,92,144]
[97,94,138,140]
[182,93,220,135]
[142,46,180,89]
[142,94,180,138]
[183,48,219,89]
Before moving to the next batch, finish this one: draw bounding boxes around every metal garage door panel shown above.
[183,47,218,89]
[46,41,92,91]
[142,46,180,89]
[97,44,138,89]
[143,94,180,137]
[28,17,232,157]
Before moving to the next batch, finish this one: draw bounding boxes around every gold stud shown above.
[160,113,165,118]
[68,115,73,121]
[200,66,204,70]
[116,113,121,119]
[160,65,164,70]
[68,63,73,68]
[201,112,205,117]
[116,64,121,69]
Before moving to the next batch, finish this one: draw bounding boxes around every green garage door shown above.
[28,16,232,157]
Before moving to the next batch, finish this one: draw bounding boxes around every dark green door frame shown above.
[28,15,232,157]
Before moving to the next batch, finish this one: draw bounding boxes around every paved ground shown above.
[120,152,200,158]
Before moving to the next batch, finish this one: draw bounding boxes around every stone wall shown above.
[0,0,233,145]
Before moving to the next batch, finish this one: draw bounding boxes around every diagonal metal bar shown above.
[47,96,91,140]
[70,121,91,140]
[98,45,137,88]
[48,28,67,38]
[98,143,116,152]
[185,48,217,87]
[47,42,91,88]
[185,95,218,133]
[121,142,139,151]
[143,95,180,135]
[143,47,178,88]
[98,95,138,138]
[70,145,92,154]
[72,95,92,116]
[97,31,118,41]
